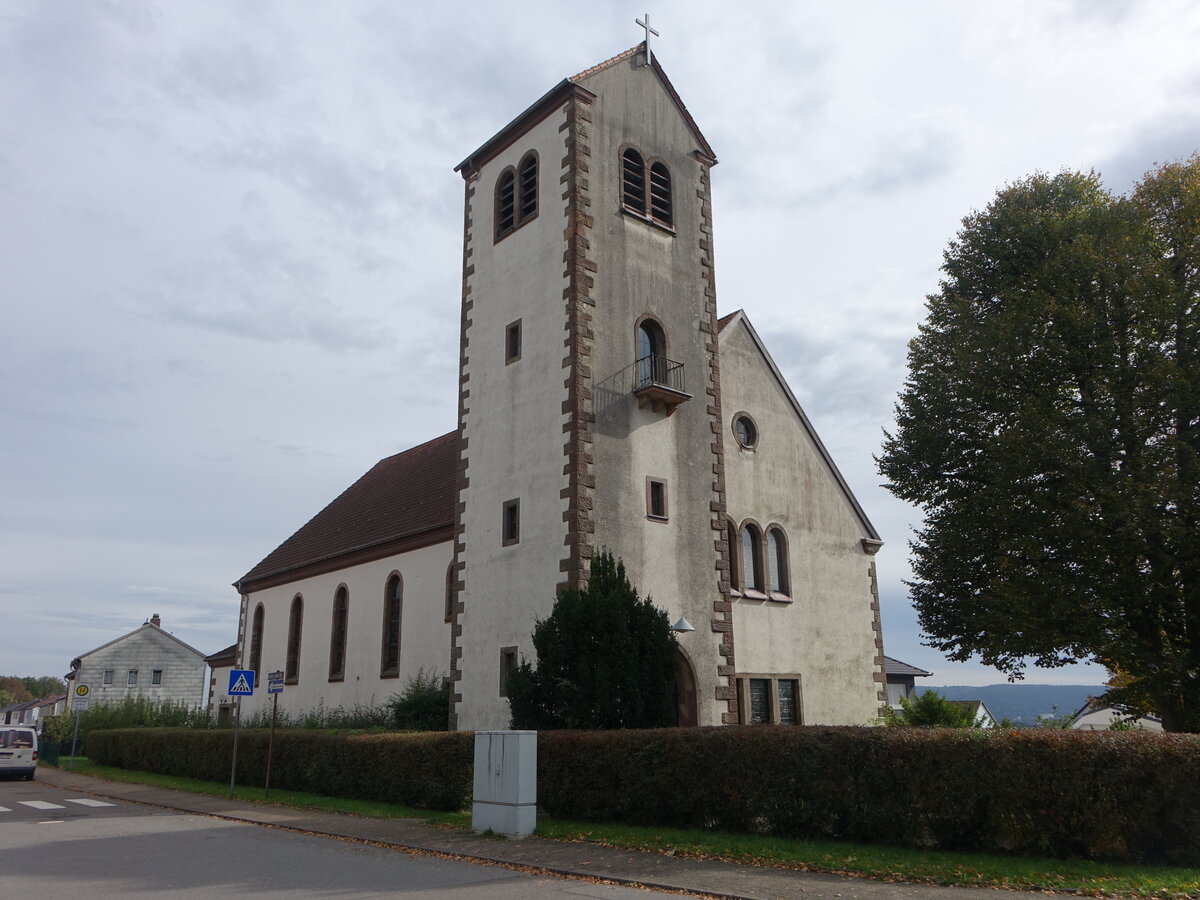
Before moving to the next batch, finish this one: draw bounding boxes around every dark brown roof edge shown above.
[236,523,453,594]
[455,80,596,179]
[455,43,717,179]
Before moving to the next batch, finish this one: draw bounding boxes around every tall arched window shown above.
[495,152,538,241]
[444,564,454,623]
[495,168,515,237]
[381,573,403,676]
[637,318,665,388]
[518,152,538,222]
[622,148,645,211]
[741,524,764,592]
[727,520,741,591]
[249,604,264,686]
[285,594,303,684]
[767,527,790,596]
[329,586,348,680]
[649,161,672,226]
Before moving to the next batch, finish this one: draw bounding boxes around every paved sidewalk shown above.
[37,767,1037,900]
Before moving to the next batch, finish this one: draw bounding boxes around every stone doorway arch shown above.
[674,647,698,727]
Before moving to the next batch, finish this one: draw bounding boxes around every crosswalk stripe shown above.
[64,798,115,807]
[18,800,66,810]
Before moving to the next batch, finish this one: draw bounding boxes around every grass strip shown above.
[51,760,1200,898]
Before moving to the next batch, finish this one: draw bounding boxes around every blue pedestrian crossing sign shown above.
[228,669,255,696]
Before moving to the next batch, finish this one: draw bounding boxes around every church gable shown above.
[718,311,879,542]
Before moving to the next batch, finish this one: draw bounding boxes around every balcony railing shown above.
[633,354,691,416]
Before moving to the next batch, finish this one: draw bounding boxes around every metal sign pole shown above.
[229,695,241,797]
[264,692,278,798]
[68,711,81,771]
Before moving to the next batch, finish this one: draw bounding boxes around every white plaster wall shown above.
[74,627,207,709]
[454,107,573,731]
[720,319,882,725]
[577,60,728,725]
[237,541,452,720]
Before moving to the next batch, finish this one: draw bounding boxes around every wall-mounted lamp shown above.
[670,617,695,633]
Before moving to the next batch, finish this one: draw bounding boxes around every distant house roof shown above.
[237,431,459,592]
[34,694,65,708]
[76,621,206,662]
[205,644,238,667]
[884,656,933,678]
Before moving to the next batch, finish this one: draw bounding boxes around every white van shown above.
[0,727,38,780]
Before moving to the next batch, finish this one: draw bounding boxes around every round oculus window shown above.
[734,414,757,449]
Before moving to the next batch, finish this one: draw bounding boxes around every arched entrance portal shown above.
[674,648,698,727]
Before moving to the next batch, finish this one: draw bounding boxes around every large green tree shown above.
[879,157,1200,731]
[508,551,679,730]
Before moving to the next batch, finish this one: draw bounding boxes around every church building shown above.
[232,41,887,730]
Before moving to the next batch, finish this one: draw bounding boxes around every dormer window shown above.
[495,151,538,241]
[621,147,673,230]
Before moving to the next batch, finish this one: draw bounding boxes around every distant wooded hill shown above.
[918,684,1104,725]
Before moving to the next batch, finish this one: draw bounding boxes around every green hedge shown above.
[86,728,472,811]
[537,727,1200,865]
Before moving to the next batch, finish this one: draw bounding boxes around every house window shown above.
[250,603,265,686]
[502,498,520,546]
[445,564,454,623]
[778,680,799,725]
[499,646,518,697]
[733,413,758,450]
[329,586,349,681]
[738,675,802,725]
[103,669,114,685]
[128,669,138,686]
[495,152,538,241]
[741,523,764,593]
[748,678,770,724]
[646,477,668,521]
[152,669,163,686]
[505,319,522,364]
[381,574,402,676]
[285,594,303,684]
[767,527,790,597]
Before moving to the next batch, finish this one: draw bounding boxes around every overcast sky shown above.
[4,1,1198,689]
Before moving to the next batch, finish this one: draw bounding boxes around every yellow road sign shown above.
[75,684,90,697]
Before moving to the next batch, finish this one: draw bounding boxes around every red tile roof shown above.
[237,431,458,591]
[717,311,739,332]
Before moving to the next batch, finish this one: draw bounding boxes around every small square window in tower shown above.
[502,498,520,546]
[646,477,668,521]
[505,319,522,364]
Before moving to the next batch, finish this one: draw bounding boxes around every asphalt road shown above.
[0,780,690,899]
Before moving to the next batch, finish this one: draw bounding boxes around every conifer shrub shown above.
[536,726,1200,864]
[508,550,678,730]
[87,727,472,810]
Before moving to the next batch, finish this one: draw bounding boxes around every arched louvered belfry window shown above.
[767,527,790,596]
[381,573,403,676]
[622,148,645,211]
[649,161,672,226]
[517,152,538,223]
[285,594,303,684]
[741,524,764,592]
[495,168,516,239]
[329,586,349,680]
[249,603,264,686]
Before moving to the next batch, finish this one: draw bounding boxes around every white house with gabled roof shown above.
[67,615,208,710]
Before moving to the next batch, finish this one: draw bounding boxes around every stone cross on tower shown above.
[636,14,660,67]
